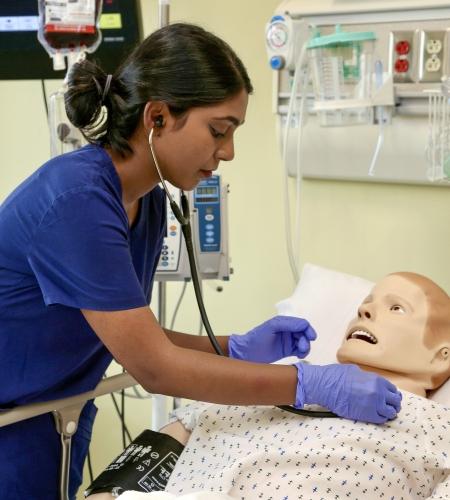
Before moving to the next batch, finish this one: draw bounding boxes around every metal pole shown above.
[155,0,171,428]
[158,282,167,326]
[158,0,170,29]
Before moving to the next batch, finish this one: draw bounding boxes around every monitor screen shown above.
[0,0,142,80]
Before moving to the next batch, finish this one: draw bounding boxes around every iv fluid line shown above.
[368,60,385,177]
[282,41,308,283]
[294,54,309,265]
[169,281,188,331]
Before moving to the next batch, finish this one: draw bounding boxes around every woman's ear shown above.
[143,101,169,132]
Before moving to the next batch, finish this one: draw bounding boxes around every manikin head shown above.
[336,272,450,396]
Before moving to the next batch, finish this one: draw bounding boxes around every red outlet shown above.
[395,58,409,73]
[395,40,410,55]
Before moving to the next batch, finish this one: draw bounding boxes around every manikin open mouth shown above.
[346,328,378,344]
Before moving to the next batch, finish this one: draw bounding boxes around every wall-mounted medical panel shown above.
[270,1,450,186]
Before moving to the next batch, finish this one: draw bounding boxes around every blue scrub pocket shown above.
[69,400,98,499]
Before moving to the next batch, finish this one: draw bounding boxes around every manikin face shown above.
[152,89,248,191]
[336,275,437,379]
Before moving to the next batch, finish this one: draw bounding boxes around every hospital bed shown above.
[87,264,450,500]
[1,264,449,500]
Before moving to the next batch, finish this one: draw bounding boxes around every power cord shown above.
[109,391,132,443]
[41,80,48,117]
[169,281,188,331]
[86,448,94,483]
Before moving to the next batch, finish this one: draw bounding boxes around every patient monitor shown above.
[337,272,450,397]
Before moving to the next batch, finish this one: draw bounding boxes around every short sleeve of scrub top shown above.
[28,185,147,310]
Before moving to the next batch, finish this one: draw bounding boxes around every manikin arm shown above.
[85,421,192,499]
[159,420,191,446]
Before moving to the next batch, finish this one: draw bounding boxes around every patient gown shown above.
[166,392,450,499]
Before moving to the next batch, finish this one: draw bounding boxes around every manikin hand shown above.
[228,315,317,363]
[294,362,403,424]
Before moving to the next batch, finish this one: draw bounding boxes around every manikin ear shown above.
[142,101,171,133]
[426,345,450,391]
[435,346,450,361]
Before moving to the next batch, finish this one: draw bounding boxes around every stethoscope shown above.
[148,127,336,418]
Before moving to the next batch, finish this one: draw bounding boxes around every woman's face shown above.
[152,89,248,191]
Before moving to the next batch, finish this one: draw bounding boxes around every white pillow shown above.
[276,263,374,365]
[276,263,450,405]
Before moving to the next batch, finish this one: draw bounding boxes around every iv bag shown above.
[37,0,103,71]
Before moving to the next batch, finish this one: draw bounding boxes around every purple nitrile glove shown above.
[228,315,317,363]
[294,362,403,424]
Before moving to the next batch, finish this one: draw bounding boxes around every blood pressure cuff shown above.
[84,430,185,497]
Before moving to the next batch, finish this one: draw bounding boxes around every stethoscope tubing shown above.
[148,128,337,418]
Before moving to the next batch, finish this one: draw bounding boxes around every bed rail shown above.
[0,372,137,500]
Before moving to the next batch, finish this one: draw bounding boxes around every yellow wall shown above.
[0,1,449,497]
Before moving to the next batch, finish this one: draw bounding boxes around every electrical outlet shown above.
[419,30,447,82]
[425,54,442,73]
[426,38,442,55]
[389,31,416,83]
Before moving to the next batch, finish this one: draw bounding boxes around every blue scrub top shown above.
[0,144,166,498]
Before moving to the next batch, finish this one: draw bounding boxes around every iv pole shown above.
[156,4,170,332]
[154,0,172,432]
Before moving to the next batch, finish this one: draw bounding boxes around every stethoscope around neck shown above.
[148,127,336,418]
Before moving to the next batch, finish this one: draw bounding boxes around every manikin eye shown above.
[390,304,405,314]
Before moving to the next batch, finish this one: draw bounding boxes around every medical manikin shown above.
[88,272,450,499]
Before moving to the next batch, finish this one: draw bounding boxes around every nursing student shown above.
[0,23,401,499]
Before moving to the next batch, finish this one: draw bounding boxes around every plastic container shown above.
[48,87,84,158]
[425,79,450,182]
[307,25,376,126]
